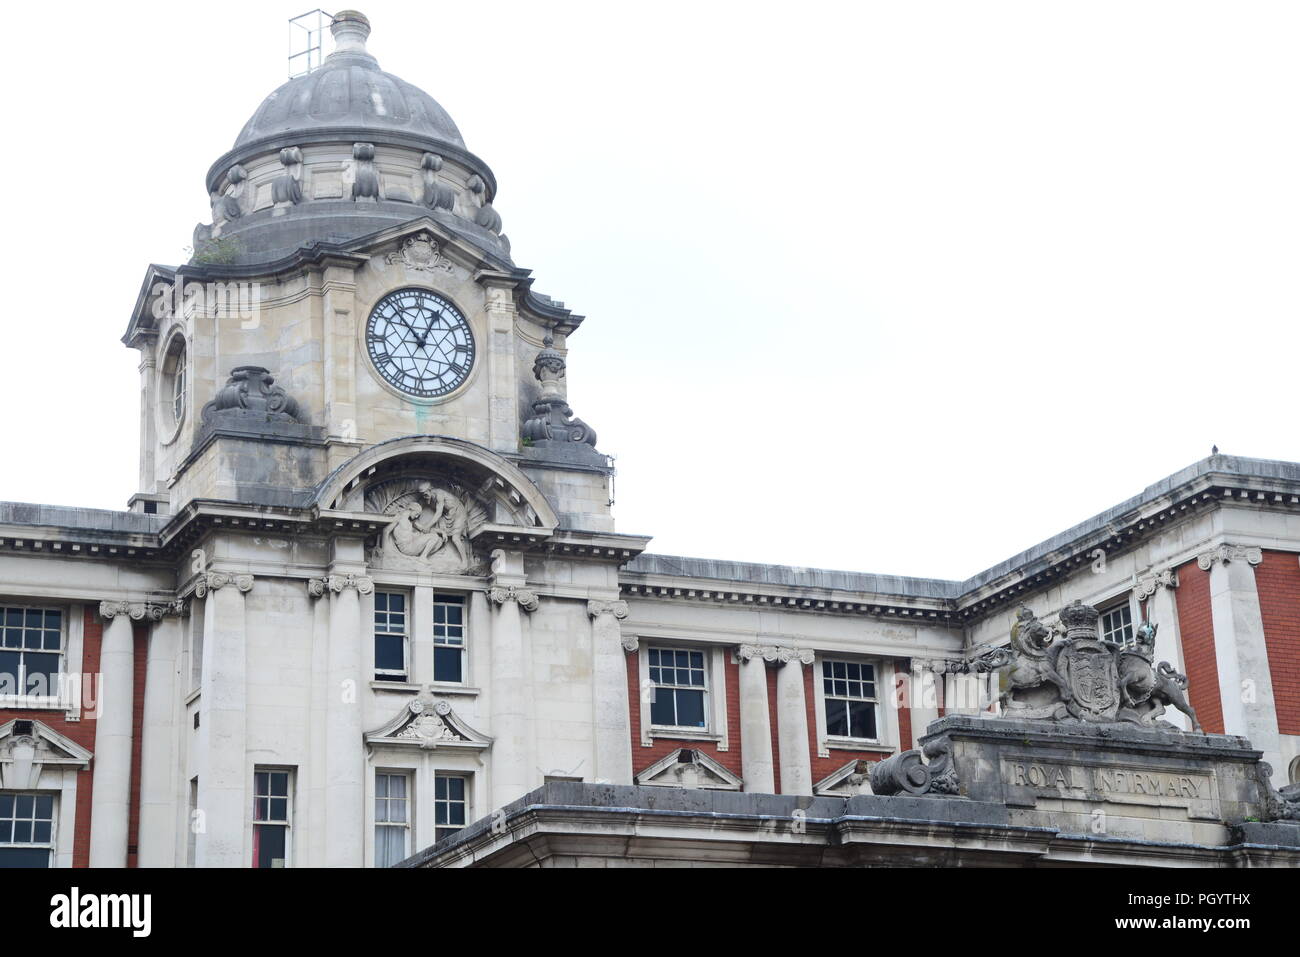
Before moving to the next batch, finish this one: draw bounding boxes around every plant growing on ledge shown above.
[190,235,245,265]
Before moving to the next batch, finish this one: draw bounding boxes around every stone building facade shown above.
[0,11,1297,868]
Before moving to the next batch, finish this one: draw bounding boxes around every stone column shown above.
[486,556,538,810]
[137,604,183,867]
[1136,567,1189,730]
[90,601,149,867]
[137,350,157,491]
[587,600,634,785]
[194,572,253,868]
[315,574,371,868]
[775,649,814,796]
[1197,545,1282,777]
[736,645,775,794]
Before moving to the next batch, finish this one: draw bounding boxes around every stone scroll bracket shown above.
[193,573,254,599]
[736,644,814,666]
[307,575,374,598]
[487,585,539,613]
[1196,544,1264,570]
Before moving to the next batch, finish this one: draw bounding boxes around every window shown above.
[172,358,187,424]
[375,772,411,867]
[1101,603,1134,646]
[433,773,468,843]
[648,647,707,729]
[374,592,408,682]
[0,792,55,868]
[822,659,879,740]
[0,607,63,699]
[252,769,292,868]
[433,594,466,683]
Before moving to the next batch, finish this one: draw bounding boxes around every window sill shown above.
[822,737,896,754]
[0,696,65,711]
[370,680,421,693]
[426,682,480,697]
[648,727,721,743]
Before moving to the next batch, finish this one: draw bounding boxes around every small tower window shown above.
[172,360,186,424]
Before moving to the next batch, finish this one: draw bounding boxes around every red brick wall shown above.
[1256,549,1300,735]
[0,607,103,867]
[766,665,781,787]
[1175,559,1224,734]
[627,650,744,779]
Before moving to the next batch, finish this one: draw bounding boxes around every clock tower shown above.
[112,10,648,867]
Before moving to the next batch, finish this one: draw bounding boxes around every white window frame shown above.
[373,590,411,684]
[251,767,294,868]
[0,790,58,868]
[433,771,470,843]
[0,604,69,711]
[431,593,467,686]
[374,770,412,867]
[636,643,729,748]
[1100,599,1136,647]
[811,655,899,757]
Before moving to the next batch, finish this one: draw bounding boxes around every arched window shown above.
[160,334,188,441]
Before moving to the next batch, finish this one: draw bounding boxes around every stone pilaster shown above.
[487,555,537,810]
[1196,544,1282,778]
[774,648,814,796]
[587,600,633,785]
[312,574,372,868]
[735,645,775,794]
[194,572,253,867]
[137,601,186,867]
[1135,567,1188,730]
[90,601,163,866]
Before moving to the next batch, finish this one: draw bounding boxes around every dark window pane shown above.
[0,651,20,691]
[0,794,13,816]
[254,824,287,868]
[446,777,465,801]
[650,693,675,727]
[848,701,877,739]
[675,689,706,728]
[826,699,850,737]
[270,773,288,797]
[24,654,59,695]
[434,777,447,799]
[375,634,405,671]
[434,647,462,683]
[32,821,51,844]
[35,795,52,818]
[0,846,49,867]
[13,821,31,843]
[435,827,459,843]
[15,796,32,817]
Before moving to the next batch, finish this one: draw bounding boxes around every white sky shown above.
[0,1,1295,581]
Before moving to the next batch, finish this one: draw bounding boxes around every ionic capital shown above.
[310,574,374,597]
[587,599,629,621]
[737,643,814,666]
[487,585,539,613]
[195,572,255,598]
[1196,544,1263,570]
[1134,567,1179,601]
[99,601,177,622]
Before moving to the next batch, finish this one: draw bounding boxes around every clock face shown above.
[366,289,476,398]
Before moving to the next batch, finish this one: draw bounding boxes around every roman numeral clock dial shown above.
[366,289,475,398]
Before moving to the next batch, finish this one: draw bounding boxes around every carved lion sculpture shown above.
[1000,604,1073,713]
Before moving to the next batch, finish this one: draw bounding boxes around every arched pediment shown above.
[314,436,558,573]
[316,436,558,526]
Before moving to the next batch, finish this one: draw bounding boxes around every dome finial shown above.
[331,10,372,55]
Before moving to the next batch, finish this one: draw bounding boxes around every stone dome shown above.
[234,11,465,153]
[197,10,509,268]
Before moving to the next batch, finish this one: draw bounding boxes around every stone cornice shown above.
[1196,544,1264,569]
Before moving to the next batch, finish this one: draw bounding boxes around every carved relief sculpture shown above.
[421,153,456,210]
[366,477,487,573]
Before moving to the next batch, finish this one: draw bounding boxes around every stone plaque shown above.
[1001,756,1219,820]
